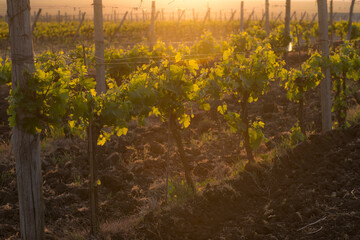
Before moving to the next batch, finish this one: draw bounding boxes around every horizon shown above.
[0,0,358,16]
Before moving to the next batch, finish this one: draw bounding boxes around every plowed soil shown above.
[1,60,360,239]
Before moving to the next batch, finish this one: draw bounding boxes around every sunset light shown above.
[1,0,360,239]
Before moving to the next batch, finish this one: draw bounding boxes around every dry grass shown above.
[100,215,144,239]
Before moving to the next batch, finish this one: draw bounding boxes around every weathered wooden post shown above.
[347,0,356,40]
[150,1,156,49]
[111,11,128,39]
[58,10,61,24]
[7,0,44,238]
[330,0,334,43]
[73,12,86,41]
[284,0,291,53]
[240,1,244,32]
[275,11,282,22]
[265,0,270,35]
[299,12,307,24]
[32,8,42,33]
[89,0,106,235]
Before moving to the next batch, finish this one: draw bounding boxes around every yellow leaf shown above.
[97,134,106,146]
[151,107,161,117]
[116,127,128,136]
[162,59,169,68]
[188,60,199,70]
[223,49,232,61]
[68,120,75,129]
[175,52,182,63]
[178,114,191,128]
[217,105,227,115]
[192,84,199,92]
[96,179,101,186]
[90,89,97,97]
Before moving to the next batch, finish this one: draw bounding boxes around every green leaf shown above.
[200,103,211,111]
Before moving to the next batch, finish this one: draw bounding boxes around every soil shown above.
[0,52,360,239]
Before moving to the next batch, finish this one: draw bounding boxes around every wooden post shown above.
[114,9,117,22]
[79,10,82,21]
[290,11,296,21]
[284,0,291,43]
[299,11,307,24]
[317,0,332,132]
[330,0,333,43]
[347,0,356,40]
[90,1,105,235]
[94,1,105,94]
[177,9,181,22]
[111,11,128,39]
[193,8,196,21]
[57,10,60,24]
[150,1,156,49]
[261,13,266,24]
[246,9,255,26]
[306,13,318,31]
[265,0,270,35]
[203,8,210,25]
[284,0,291,58]
[143,9,146,23]
[7,0,44,239]
[155,11,160,21]
[227,9,237,24]
[32,9,42,33]
[240,1,244,32]
[73,12,86,41]
[178,10,185,25]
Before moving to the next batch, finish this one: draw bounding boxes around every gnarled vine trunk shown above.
[241,92,254,162]
[169,112,195,192]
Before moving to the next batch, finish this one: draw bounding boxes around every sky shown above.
[0,0,358,17]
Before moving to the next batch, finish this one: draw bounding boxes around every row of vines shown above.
[1,19,360,47]
[1,28,360,190]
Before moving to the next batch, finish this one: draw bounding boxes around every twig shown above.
[307,226,323,234]
[297,216,327,231]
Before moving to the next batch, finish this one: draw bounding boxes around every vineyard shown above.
[1,0,360,239]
